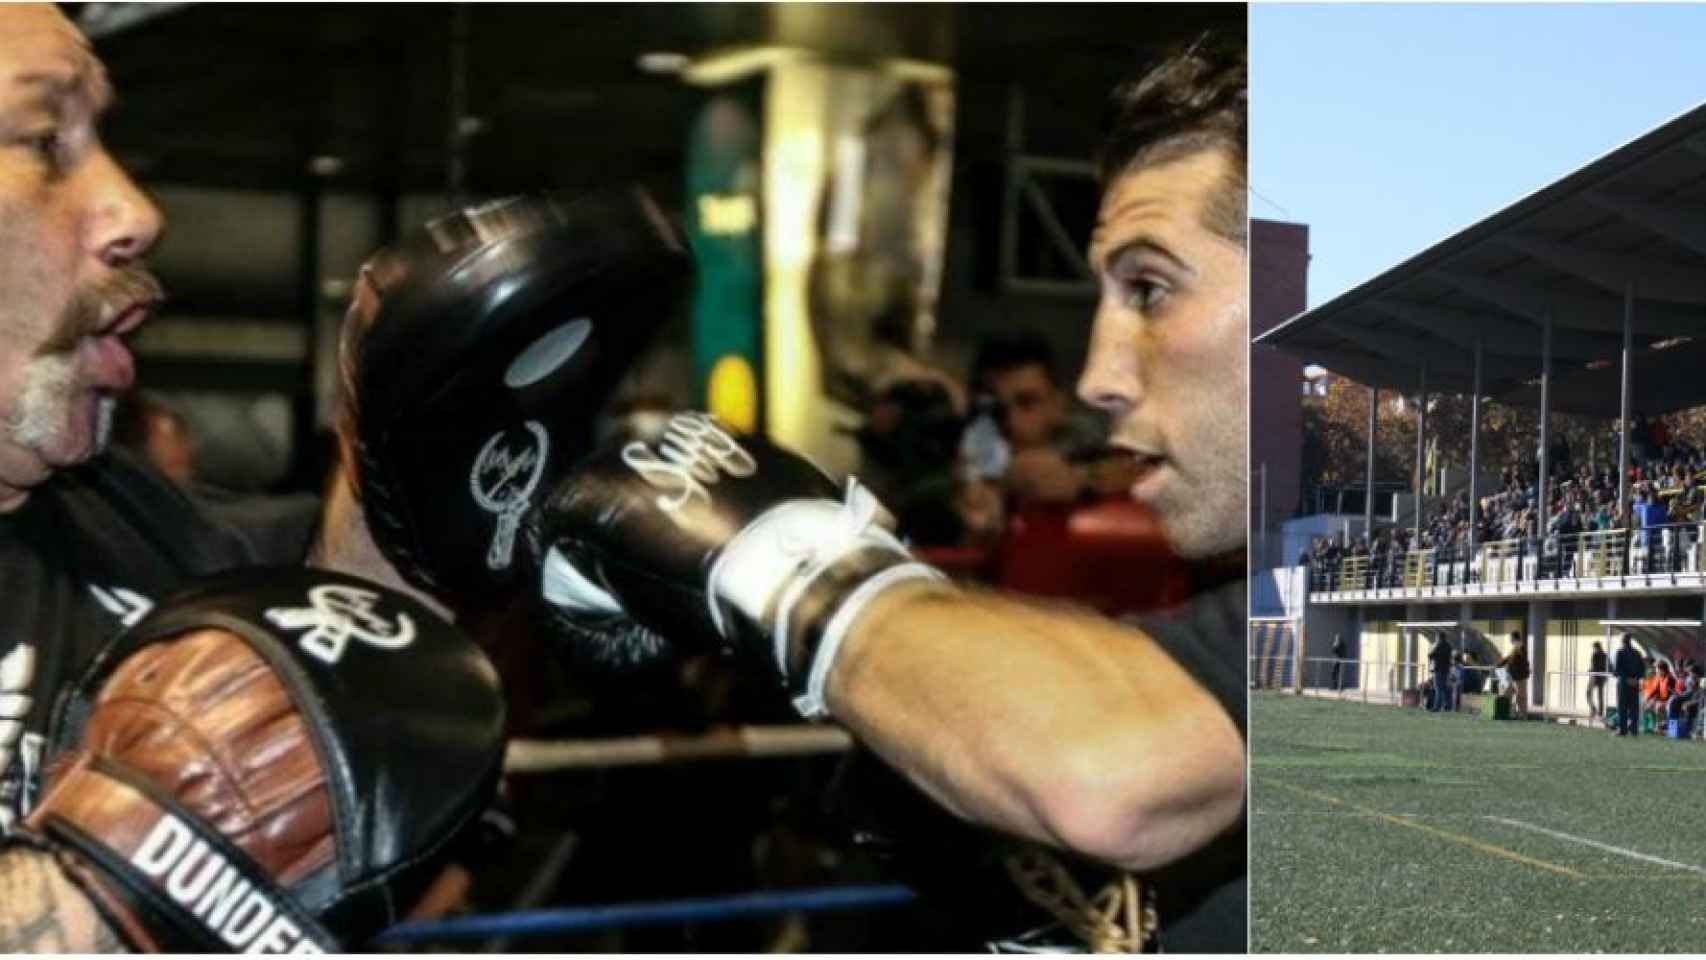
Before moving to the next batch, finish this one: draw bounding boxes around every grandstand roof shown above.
[1600,619,1705,665]
[1255,101,1706,414]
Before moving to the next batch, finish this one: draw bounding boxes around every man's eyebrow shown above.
[1089,233,1197,278]
[8,64,111,112]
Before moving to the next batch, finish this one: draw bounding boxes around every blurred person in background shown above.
[969,330,1138,506]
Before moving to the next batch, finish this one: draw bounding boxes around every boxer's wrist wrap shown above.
[709,481,947,718]
[31,759,335,953]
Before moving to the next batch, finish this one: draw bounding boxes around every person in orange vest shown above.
[1644,660,1677,731]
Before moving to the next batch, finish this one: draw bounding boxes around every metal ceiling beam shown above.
[1321,318,1534,384]
[1497,232,1706,304]
[1360,300,1628,361]
[1586,189,1706,258]
[1433,268,1705,337]
[1294,345,1445,394]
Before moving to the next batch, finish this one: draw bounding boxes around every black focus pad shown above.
[344,187,694,602]
[43,566,507,943]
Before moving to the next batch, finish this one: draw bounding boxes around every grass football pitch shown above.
[1251,692,1706,953]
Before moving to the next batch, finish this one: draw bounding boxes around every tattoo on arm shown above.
[0,847,126,953]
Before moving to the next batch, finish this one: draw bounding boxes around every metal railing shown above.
[1305,522,1703,595]
[1277,658,1706,733]
[1287,656,1392,704]
[1288,656,1503,711]
[1402,549,1436,588]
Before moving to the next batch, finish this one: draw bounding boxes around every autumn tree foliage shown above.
[1298,374,1698,503]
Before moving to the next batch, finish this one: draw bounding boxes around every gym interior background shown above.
[77,3,1242,950]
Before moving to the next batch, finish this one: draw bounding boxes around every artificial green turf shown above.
[1251,693,1706,953]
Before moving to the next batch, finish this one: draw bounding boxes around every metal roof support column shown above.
[1469,334,1484,569]
[1414,364,1428,550]
[1618,280,1634,518]
[1538,314,1553,544]
[1366,385,1379,543]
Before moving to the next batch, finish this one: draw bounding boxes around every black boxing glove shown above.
[339,187,693,605]
[528,412,948,717]
[17,568,505,952]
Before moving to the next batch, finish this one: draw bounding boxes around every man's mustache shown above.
[41,267,166,355]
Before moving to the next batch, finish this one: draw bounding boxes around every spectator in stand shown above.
[1498,633,1532,719]
[1587,641,1609,726]
[1548,433,1572,477]
[1631,415,1655,466]
[1651,415,1672,456]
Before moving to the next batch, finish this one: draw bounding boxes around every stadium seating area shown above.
[1301,436,1706,591]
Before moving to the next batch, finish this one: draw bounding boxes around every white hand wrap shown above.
[708,478,945,718]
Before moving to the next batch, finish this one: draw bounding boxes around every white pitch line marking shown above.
[1486,816,1706,877]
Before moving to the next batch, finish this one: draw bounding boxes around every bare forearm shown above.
[824,585,1245,871]
[0,847,126,953]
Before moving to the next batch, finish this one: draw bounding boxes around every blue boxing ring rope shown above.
[377,884,919,943]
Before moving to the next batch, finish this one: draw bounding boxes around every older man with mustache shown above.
[0,8,507,953]
[0,13,162,509]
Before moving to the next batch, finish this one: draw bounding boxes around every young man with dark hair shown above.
[533,40,1250,952]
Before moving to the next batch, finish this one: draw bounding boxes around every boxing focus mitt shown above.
[19,567,505,952]
[339,187,693,604]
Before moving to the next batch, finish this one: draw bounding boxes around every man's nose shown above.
[1076,305,1141,414]
[85,148,164,266]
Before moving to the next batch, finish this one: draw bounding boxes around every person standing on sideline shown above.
[1587,641,1609,726]
[1498,632,1532,719]
[1614,634,1646,736]
[1428,634,1455,712]
[1330,632,1347,691]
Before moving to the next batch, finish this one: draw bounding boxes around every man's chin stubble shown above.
[6,352,113,469]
